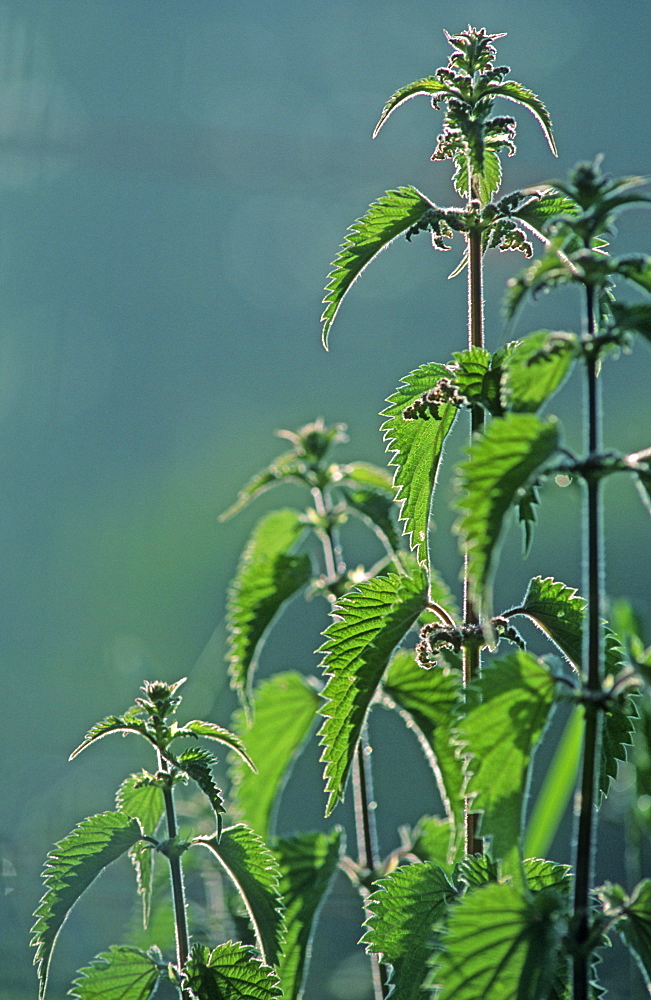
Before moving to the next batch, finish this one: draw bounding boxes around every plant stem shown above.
[159,751,191,994]
[463,227,485,855]
[572,285,603,1000]
[313,486,344,585]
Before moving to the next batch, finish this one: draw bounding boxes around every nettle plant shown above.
[32,25,651,1000]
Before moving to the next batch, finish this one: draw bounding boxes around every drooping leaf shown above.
[372,78,454,138]
[433,880,565,1000]
[318,569,428,815]
[381,364,459,567]
[610,300,651,345]
[173,720,256,771]
[338,481,400,553]
[183,942,282,1000]
[460,651,557,871]
[70,946,161,1000]
[273,829,343,1000]
[32,812,145,999]
[362,862,456,1000]
[219,451,310,521]
[382,650,464,823]
[517,481,540,557]
[116,774,165,928]
[501,329,578,413]
[69,714,156,760]
[486,79,557,156]
[599,879,651,989]
[614,255,651,294]
[193,824,285,968]
[230,673,320,839]
[455,413,559,618]
[176,747,225,825]
[321,187,436,347]
[524,707,584,859]
[227,508,312,710]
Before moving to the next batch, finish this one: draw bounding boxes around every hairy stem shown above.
[463,227,485,855]
[159,751,191,993]
[573,285,603,1000]
[313,486,344,584]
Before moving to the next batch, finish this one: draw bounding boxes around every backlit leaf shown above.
[372,78,453,138]
[600,879,651,989]
[173,720,256,771]
[321,187,436,348]
[227,508,312,710]
[318,569,428,815]
[501,329,578,413]
[176,747,225,824]
[381,364,458,568]
[69,714,156,760]
[184,942,282,1000]
[70,946,161,1000]
[116,775,165,928]
[487,80,557,156]
[219,452,309,521]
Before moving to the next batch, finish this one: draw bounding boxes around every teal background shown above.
[1,2,650,997]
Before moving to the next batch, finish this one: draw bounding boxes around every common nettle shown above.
[32,26,651,1000]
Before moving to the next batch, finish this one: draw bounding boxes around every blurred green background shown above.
[1,2,650,997]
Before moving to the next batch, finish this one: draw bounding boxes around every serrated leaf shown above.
[69,714,156,760]
[511,576,634,800]
[176,747,225,822]
[522,858,572,896]
[409,815,461,871]
[372,78,453,138]
[227,509,312,710]
[219,451,309,521]
[501,329,578,414]
[174,720,256,771]
[184,942,282,1000]
[116,775,165,928]
[318,570,428,815]
[451,347,491,403]
[338,484,400,553]
[193,824,285,968]
[512,191,578,236]
[321,187,435,347]
[600,879,651,988]
[273,829,343,1000]
[610,300,651,344]
[32,812,145,999]
[487,80,557,156]
[381,364,458,567]
[362,862,456,1000]
[455,414,559,618]
[382,650,464,823]
[434,880,565,1000]
[340,461,394,491]
[230,673,320,839]
[453,854,499,891]
[460,651,557,871]
[517,481,540,557]
[70,946,161,1000]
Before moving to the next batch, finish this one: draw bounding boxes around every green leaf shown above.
[193,825,285,968]
[338,482,400,553]
[522,858,572,896]
[339,461,395,492]
[511,190,578,236]
[318,569,428,815]
[600,879,651,988]
[230,673,320,839]
[227,508,312,710]
[381,364,459,567]
[525,708,584,859]
[70,946,161,1000]
[69,714,156,760]
[455,414,559,618]
[382,650,464,824]
[321,187,435,348]
[176,747,225,823]
[487,79,557,156]
[434,880,565,1000]
[32,812,145,999]
[460,651,557,871]
[501,330,578,414]
[273,829,343,1000]
[615,255,651,295]
[173,720,257,771]
[362,862,456,1000]
[219,451,310,521]
[610,300,651,344]
[451,347,491,403]
[116,774,165,928]
[517,481,540,557]
[409,815,462,871]
[184,942,282,1000]
[372,78,454,138]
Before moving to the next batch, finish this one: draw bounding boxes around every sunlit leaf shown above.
[382,650,464,823]
[318,570,428,815]
[501,329,578,413]
[372,78,454,138]
[176,747,225,825]
[455,414,559,618]
[230,673,320,839]
[273,829,343,1000]
[615,255,651,295]
[227,508,312,710]
[409,815,462,871]
[460,651,557,871]
[362,862,456,1000]
[487,80,557,156]
[173,720,256,771]
[32,812,145,999]
[599,879,651,989]
[321,187,436,347]
[70,946,161,1000]
[116,775,165,928]
[193,825,285,968]
[184,942,282,1000]
[219,452,309,521]
[381,364,458,567]
[69,714,155,760]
